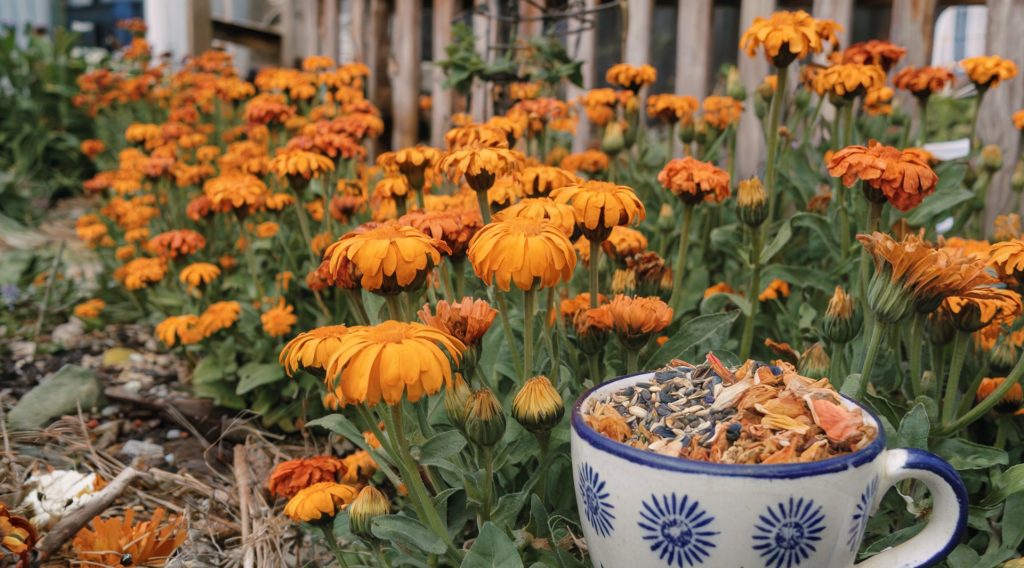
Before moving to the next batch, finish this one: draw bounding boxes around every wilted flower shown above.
[268,456,348,498]
[573,305,614,354]
[468,218,576,291]
[418,297,497,348]
[72,508,186,567]
[322,321,464,406]
[512,376,565,433]
[283,482,359,523]
[0,504,36,566]
[658,157,730,205]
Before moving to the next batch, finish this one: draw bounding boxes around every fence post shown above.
[674,0,713,99]
[568,0,597,152]
[736,0,775,178]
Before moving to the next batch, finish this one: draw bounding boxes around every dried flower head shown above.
[72,508,186,568]
[418,297,497,347]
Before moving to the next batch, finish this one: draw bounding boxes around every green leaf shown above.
[371,514,447,555]
[904,187,973,227]
[419,430,467,467]
[760,219,792,261]
[862,521,924,554]
[896,403,930,450]
[491,491,530,531]
[235,362,285,395]
[191,356,224,384]
[980,464,1024,506]
[305,413,366,445]
[530,495,551,538]
[946,544,980,567]
[934,439,1009,471]
[643,311,739,369]
[461,522,524,568]
[1002,493,1024,548]
[791,212,841,258]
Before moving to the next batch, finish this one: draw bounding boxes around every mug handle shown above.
[856,448,968,568]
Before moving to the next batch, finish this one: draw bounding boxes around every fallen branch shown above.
[36,465,140,560]
[234,444,255,568]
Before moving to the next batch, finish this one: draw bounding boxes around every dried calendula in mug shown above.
[582,352,877,465]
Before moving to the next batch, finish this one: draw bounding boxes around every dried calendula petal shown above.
[762,443,798,464]
[808,398,864,442]
[761,412,812,434]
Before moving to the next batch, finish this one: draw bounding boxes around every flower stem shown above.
[396,195,408,217]
[493,289,524,380]
[941,331,971,425]
[938,345,1024,435]
[385,295,404,321]
[292,197,318,264]
[320,524,349,567]
[240,224,265,300]
[858,199,883,307]
[534,431,551,499]
[625,349,639,374]
[908,313,925,397]
[842,101,855,147]
[589,239,602,308]
[452,258,467,299]
[765,63,790,223]
[668,203,695,313]
[739,224,763,360]
[859,318,885,398]
[666,123,675,161]
[475,189,492,225]
[916,98,930,146]
[829,342,847,385]
[478,445,495,526]
[345,289,371,325]
[523,288,536,380]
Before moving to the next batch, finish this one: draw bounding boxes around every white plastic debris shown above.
[23,469,103,528]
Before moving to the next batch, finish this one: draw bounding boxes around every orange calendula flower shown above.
[268,456,347,498]
[520,166,579,197]
[179,262,221,288]
[374,174,411,199]
[827,141,938,211]
[71,508,186,568]
[658,157,731,205]
[156,315,201,347]
[606,295,673,349]
[203,173,269,213]
[944,287,1023,332]
[704,282,738,299]
[494,197,577,238]
[261,298,298,338]
[647,94,699,124]
[119,257,167,290]
[74,298,106,319]
[244,93,296,125]
[893,66,955,98]
[759,278,791,301]
[384,145,441,189]
[863,85,895,116]
[976,378,1024,414]
[602,226,648,263]
[0,504,36,565]
[552,180,645,242]
[322,222,447,294]
[80,139,106,158]
[989,239,1024,288]
[270,148,335,183]
[605,63,657,91]
[839,40,906,71]
[561,293,607,321]
[418,297,497,347]
[322,321,465,406]
[279,325,348,375]
[283,482,359,523]
[438,144,524,193]
[148,230,206,260]
[814,63,886,99]
[701,96,744,130]
[468,217,577,291]
[302,55,336,72]
[341,450,379,482]
[443,124,508,150]
[487,175,524,210]
[196,301,241,337]
[961,55,1019,90]
[740,10,841,67]
[1014,110,1024,131]
[561,150,610,174]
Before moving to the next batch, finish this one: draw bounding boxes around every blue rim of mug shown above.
[571,371,887,479]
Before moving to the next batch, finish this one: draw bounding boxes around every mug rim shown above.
[571,370,887,479]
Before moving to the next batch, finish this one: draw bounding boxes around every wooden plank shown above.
[980,0,1024,225]
[624,0,652,66]
[211,17,281,58]
[735,0,775,178]
[392,0,423,148]
[471,0,491,121]
[889,0,937,69]
[323,0,339,61]
[812,0,852,49]
[568,0,597,152]
[189,0,213,55]
[431,0,455,147]
[350,0,366,62]
[280,0,296,65]
[674,0,713,98]
[519,0,543,39]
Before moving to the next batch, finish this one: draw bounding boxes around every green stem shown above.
[859,318,886,398]
[240,224,265,300]
[916,98,929,146]
[858,200,882,308]
[589,239,602,308]
[478,445,495,526]
[523,288,536,380]
[941,331,971,425]
[970,91,986,154]
[995,417,1009,450]
[842,101,855,147]
[320,524,350,567]
[534,431,551,499]
[930,344,945,397]
[396,195,408,217]
[908,313,925,398]
[385,295,404,321]
[545,288,558,381]
[625,349,639,374]
[292,196,318,263]
[588,354,602,384]
[475,189,492,225]
[493,290,524,380]
[939,346,1024,435]
[452,258,467,299]
[666,123,675,161]
[839,185,851,261]
[958,364,990,418]
[829,342,847,385]
[739,224,763,360]
[345,289,371,325]
[668,204,695,313]
[765,63,790,223]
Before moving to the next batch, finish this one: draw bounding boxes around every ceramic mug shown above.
[571,372,967,568]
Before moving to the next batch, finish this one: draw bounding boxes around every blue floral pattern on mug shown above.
[578,462,615,537]
[638,493,718,567]
[752,497,826,568]
[847,476,879,552]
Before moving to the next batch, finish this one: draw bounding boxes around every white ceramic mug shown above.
[571,372,967,568]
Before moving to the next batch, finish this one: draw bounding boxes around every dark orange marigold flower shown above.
[418,297,498,347]
[148,230,206,260]
[658,157,731,205]
[827,140,938,211]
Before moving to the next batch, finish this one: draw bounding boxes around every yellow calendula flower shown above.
[512,375,565,434]
[961,55,1019,90]
[196,301,241,338]
[606,294,673,349]
[269,148,335,185]
[605,63,657,91]
[322,222,447,294]
[283,482,359,523]
[261,298,298,338]
[551,180,645,242]
[814,63,886,100]
[73,298,106,319]
[468,217,577,291]
[438,144,524,193]
[494,197,577,238]
[279,325,348,375]
[179,262,221,288]
[156,315,202,347]
[322,320,465,406]
[740,10,841,67]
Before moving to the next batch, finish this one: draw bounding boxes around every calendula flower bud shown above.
[1011,160,1024,193]
[679,121,695,144]
[657,203,675,234]
[444,374,471,428]
[512,376,565,434]
[726,67,746,101]
[981,144,1003,173]
[990,338,1019,376]
[736,178,768,227]
[757,81,775,104]
[798,342,831,380]
[601,121,626,155]
[754,97,768,120]
[822,286,862,344]
[927,308,956,345]
[349,486,391,538]
[794,88,811,110]
[464,388,506,447]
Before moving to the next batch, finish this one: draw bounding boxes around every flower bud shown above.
[657,203,675,234]
[512,376,565,434]
[1011,160,1024,193]
[678,121,695,144]
[464,388,506,447]
[726,67,746,101]
[349,486,391,538]
[601,121,626,155]
[757,81,775,104]
[794,88,811,110]
[866,267,915,325]
[444,374,471,428]
[736,178,768,227]
[927,308,956,345]
[798,342,831,380]
[822,286,862,344]
[754,97,768,120]
[990,338,1019,376]
[981,144,1003,173]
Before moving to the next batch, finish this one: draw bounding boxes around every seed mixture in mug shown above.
[582,353,878,464]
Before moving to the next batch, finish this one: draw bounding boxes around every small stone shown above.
[164,454,175,465]
[100,405,120,417]
[165,429,183,440]
[123,380,142,393]
[120,440,165,465]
